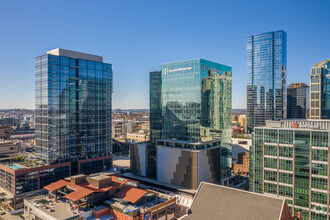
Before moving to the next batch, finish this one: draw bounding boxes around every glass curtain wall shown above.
[35,54,112,164]
[247,31,287,133]
[160,59,232,180]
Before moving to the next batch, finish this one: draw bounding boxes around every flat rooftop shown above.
[25,196,83,220]
[161,58,232,69]
[257,119,330,131]
[0,160,46,171]
[0,140,19,144]
[47,48,103,62]
[158,139,220,145]
[113,156,130,168]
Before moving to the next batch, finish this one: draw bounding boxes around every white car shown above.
[0,211,4,215]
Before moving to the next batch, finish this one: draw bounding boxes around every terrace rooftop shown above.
[25,174,177,220]
[1,156,45,170]
[24,195,86,220]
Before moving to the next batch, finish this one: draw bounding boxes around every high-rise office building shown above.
[247,30,287,133]
[149,71,162,144]
[160,59,232,145]
[249,119,330,220]
[287,83,309,119]
[310,59,330,119]
[35,48,112,174]
[147,59,232,181]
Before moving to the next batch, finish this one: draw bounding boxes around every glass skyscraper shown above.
[150,71,162,144]
[150,59,232,180]
[287,83,309,119]
[310,59,330,119]
[247,30,287,133]
[35,48,112,167]
[160,59,232,145]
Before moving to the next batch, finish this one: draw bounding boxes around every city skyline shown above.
[0,0,329,109]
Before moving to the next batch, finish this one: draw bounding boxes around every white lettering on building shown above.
[299,124,320,129]
[163,67,192,75]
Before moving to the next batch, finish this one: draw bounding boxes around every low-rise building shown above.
[0,155,112,210]
[231,137,251,161]
[0,140,20,161]
[126,130,149,143]
[24,174,177,220]
[232,151,249,173]
[140,121,150,131]
[0,161,71,211]
[0,125,13,139]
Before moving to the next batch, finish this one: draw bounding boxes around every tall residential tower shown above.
[247,30,287,133]
[35,48,113,174]
[149,71,162,144]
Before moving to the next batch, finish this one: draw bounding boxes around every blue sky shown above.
[0,0,329,109]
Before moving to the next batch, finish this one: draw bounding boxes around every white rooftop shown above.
[47,48,103,62]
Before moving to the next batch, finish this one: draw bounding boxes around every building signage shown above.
[299,124,320,129]
[163,67,192,75]
[290,122,320,129]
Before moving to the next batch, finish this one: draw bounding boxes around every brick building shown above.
[232,151,249,173]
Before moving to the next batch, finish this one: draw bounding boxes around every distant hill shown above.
[113,109,149,113]
[0,109,35,114]
[232,109,247,114]
[113,108,246,114]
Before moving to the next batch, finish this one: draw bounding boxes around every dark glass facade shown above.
[287,83,309,119]
[0,163,70,195]
[310,59,330,119]
[247,30,287,133]
[35,49,112,164]
[150,59,232,180]
[80,158,112,175]
[150,71,162,144]
[16,166,70,194]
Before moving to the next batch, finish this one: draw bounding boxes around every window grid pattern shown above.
[250,128,330,220]
[35,54,112,164]
[160,59,232,180]
[247,31,287,133]
[310,60,330,119]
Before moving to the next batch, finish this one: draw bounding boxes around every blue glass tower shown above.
[247,30,287,133]
[35,49,112,167]
[150,59,232,180]
[161,59,232,145]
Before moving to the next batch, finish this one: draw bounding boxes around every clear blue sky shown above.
[0,0,329,109]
